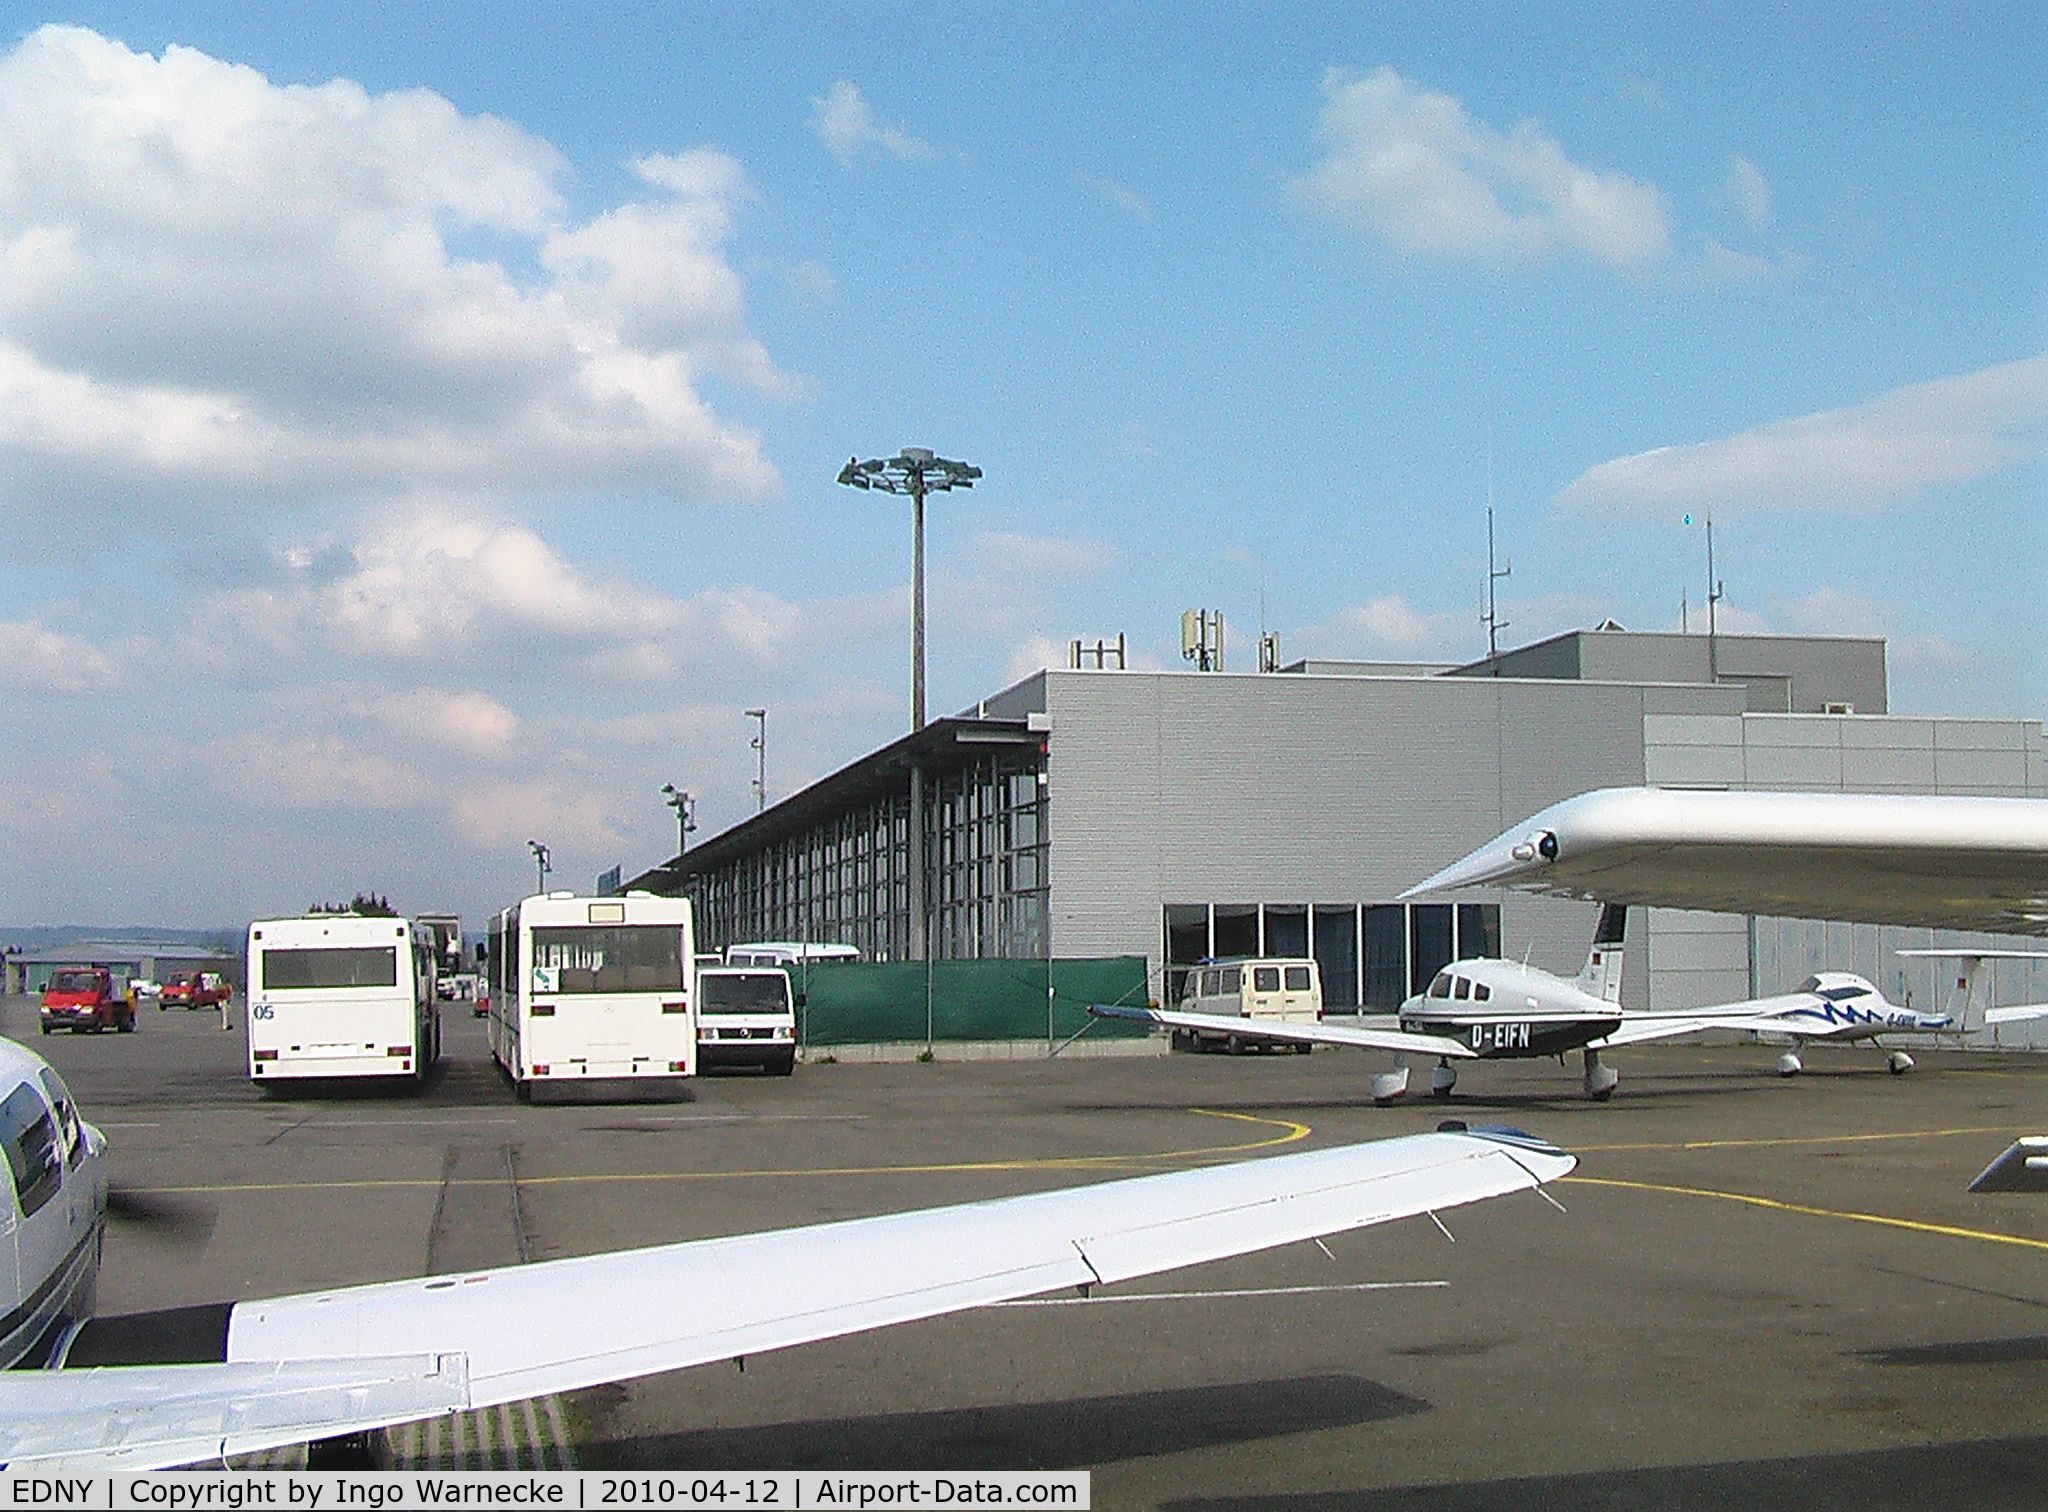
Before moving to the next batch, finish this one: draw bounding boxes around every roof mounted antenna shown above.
[1481,430,1510,668]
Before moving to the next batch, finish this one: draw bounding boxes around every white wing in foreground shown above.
[19,1127,1570,1471]
[1090,1002,1479,1058]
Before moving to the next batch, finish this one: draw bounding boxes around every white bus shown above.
[486,892,696,1102]
[723,942,862,968]
[246,915,442,1087]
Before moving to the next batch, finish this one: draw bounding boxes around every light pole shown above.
[837,448,981,962]
[526,839,551,896]
[746,709,767,813]
[660,783,697,853]
[836,448,982,731]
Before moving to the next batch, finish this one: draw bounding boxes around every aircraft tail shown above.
[1897,950,2048,1035]
[1575,904,1628,1005]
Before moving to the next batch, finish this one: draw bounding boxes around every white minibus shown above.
[486,892,696,1101]
[246,915,442,1087]
[723,942,861,968]
[695,966,797,1075]
[1173,958,1323,1054]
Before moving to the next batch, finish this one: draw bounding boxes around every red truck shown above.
[161,970,230,1011]
[40,967,137,1034]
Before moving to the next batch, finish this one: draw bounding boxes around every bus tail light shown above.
[531,1004,555,1017]
[531,1063,548,1075]
[696,1026,712,1041]
[386,1046,412,1057]
[668,1061,688,1073]
[661,1001,688,1014]
[253,1049,279,1061]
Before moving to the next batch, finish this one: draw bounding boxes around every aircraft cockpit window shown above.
[1428,973,1453,999]
[1818,985,1869,1002]
[0,1082,62,1218]
[1453,977,1472,1000]
[1474,982,1492,1002]
[37,1069,84,1168]
[1252,967,1280,993]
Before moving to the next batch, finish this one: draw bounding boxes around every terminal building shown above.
[631,626,2048,1030]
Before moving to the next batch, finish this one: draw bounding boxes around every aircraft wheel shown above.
[1776,1053,1803,1077]
[1887,1051,1915,1075]
[1589,1086,1616,1102]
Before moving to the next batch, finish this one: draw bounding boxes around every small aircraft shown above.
[1097,906,1779,1102]
[0,1032,1574,1471]
[1676,950,2048,1077]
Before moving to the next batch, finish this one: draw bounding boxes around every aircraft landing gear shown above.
[1583,1049,1619,1101]
[1887,1050,1916,1075]
[1776,1051,1804,1077]
[1371,1062,1411,1105]
[1430,1060,1458,1098]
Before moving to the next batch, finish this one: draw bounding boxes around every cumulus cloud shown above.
[1559,355,2048,517]
[360,688,520,757]
[1291,594,1466,660]
[0,25,783,536]
[0,616,121,693]
[1292,67,1672,271]
[812,81,931,165]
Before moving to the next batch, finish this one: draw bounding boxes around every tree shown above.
[308,893,398,917]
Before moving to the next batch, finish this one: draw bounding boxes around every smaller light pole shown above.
[660,783,697,853]
[526,839,552,895]
[746,709,768,813]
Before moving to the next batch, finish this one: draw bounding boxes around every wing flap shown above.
[0,1354,468,1471]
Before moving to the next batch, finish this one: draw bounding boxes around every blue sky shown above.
[2,4,2042,927]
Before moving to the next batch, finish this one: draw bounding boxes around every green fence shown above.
[790,956,1153,1046]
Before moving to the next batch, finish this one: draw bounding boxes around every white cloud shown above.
[362,688,520,757]
[1292,67,1672,271]
[1779,587,1968,676]
[1703,240,1773,282]
[1080,175,1155,219]
[0,616,121,693]
[812,81,931,165]
[1725,154,1770,228]
[1292,594,1466,660]
[785,259,840,305]
[451,775,627,854]
[0,25,783,537]
[1559,355,2048,517]
[199,732,434,811]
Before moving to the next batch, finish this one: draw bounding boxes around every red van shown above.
[40,968,136,1034]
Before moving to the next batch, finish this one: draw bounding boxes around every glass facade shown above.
[1164,901,1502,1010]
[691,746,1049,962]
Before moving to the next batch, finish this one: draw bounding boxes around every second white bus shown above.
[486,892,696,1102]
[246,915,443,1087]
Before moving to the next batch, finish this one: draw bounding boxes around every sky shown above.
[2,3,2043,929]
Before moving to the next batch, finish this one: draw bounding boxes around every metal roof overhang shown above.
[627,717,1046,894]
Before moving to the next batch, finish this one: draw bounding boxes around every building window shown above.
[1313,905,1359,1009]
[1409,904,1455,995]
[1364,905,1406,1008]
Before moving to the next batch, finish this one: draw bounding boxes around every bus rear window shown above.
[699,975,793,1014]
[532,926,683,995]
[263,947,399,990]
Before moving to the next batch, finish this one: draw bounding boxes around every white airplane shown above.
[1681,951,2048,1077]
[0,1032,1574,1472]
[1097,906,1790,1102]
[1399,783,2048,1186]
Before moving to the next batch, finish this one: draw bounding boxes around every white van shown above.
[723,942,861,968]
[1174,958,1323,1054]
[695,966,797,1075]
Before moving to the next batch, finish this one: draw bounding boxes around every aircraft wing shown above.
[1091,1002,1479,1057]
[1970,1137,2048,1193]
[24,1125,1568,1470]
[1589,1013,1772,1048]
[0,1356,469,1471]
[1401,786,2048,936]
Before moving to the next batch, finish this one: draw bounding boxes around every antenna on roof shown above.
[1480,429,1511,668]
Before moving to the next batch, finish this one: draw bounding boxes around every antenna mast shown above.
[1481,433,1511,664]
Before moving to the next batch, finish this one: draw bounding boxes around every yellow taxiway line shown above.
[1568,1173,2048,1253]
